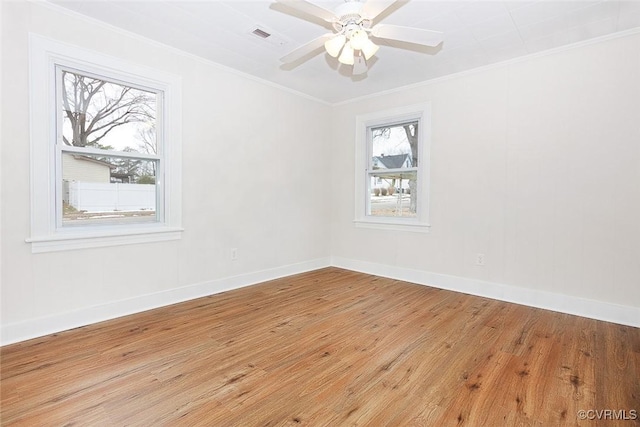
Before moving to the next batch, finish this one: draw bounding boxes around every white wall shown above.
[330,32,640,323]
[0,2,331,343]
[2,2,639,344]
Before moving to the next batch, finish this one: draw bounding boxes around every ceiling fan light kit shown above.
[324,25,378,66]
[349,29,368,50]
[361,38,379,60]
[278,0,444,75]
[324,34,346,57]
[338,41,355,65]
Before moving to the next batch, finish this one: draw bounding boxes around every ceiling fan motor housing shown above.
[335,0,364,19]
[333,1,372,35]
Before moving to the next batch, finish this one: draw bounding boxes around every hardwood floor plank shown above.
[1,268,638,426]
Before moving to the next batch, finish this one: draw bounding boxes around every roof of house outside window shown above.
[373,153,410,169]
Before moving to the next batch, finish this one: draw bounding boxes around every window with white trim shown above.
[58,67,161,226]
[355,104,431,232]
[28,35,182,252]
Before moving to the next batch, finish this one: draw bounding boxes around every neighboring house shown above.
[371,153,412,192]
[62,153,114,183]
[372,153,412,170]
[62,154,114,205]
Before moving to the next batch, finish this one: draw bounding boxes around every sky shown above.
[371,124,412,158]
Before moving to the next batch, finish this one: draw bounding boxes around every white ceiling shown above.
[49,0,640,104]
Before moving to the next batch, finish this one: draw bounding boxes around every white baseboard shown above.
[0,257,332,346]
[331,256,640,328]
[3,256,637,346]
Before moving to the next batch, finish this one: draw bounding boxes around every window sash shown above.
[54,65,165,231]
[56,147,164,229]
[368,121,419,170]
[366,168,418,217]
[55,65,165,156]
[367,168,418,178]
[57,145,161,161]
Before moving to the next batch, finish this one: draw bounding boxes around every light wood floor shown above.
[1,268,639,426]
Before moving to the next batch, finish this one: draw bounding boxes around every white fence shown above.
[66,181,156,212]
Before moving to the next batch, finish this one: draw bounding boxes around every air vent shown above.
[245,25,290,52]
[252,28,271,39]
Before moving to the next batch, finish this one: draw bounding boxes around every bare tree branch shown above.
[61,71,155,149]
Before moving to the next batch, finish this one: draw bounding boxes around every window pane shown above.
[61,153,157,226]
[371,121,418,169]
[60,69,157,155]
[369,171,417,218]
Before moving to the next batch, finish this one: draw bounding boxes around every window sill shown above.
[26,226,184,253]
[354,218,431,233]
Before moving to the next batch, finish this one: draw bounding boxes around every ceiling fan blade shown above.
[280,33,333,63]
[371,24,444,47]
[361,0,397,21]
[275,0,337,22]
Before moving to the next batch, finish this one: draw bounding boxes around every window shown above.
[28,35,182,252]
[59,68,160,227]
[355,104,431,232]
[368,121,418,218]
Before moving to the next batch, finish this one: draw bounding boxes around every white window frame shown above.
[354,103,431,232]
[27,34,182,253]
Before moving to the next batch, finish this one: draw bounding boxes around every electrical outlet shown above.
[475,253,485,266]
[231,248,238,261]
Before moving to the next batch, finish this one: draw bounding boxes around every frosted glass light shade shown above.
[338,42,355,65]
[349,30,368,50]
[324,34,346,58]
[361,38,379,60]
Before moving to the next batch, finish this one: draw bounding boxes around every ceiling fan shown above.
[277,0,444,75]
